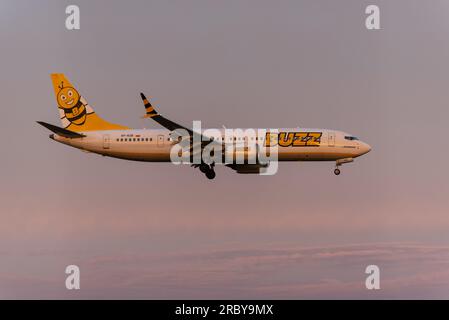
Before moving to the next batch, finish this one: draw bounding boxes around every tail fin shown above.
[51,74,129,132]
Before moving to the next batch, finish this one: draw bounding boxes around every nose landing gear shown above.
[333,158,354,176]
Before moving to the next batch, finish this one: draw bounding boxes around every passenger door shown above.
[328,131,335,147]
[103,134,110,149]
[157,135,164,147]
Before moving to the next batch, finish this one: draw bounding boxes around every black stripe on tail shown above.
[140,93,158,118]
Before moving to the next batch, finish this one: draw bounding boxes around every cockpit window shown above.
[344,136,359,141]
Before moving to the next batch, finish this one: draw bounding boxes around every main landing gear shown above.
[199,163,216,180]
[334,168,341,175]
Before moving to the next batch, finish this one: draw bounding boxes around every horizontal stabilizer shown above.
[36,121,85,138]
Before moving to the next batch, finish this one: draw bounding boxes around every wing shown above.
[140,93,225,158]
[141,93,194,135]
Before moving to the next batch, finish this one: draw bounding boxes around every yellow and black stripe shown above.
[140,92,189,132]
[140,93,158,118]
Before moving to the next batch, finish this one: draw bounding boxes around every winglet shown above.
[140,93,158,118]
[139,92,192,133]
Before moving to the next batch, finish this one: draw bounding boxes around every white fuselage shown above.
[50,128,371,163]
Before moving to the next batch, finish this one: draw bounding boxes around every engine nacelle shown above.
[228,164,267,174]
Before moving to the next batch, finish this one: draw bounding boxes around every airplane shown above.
[37,74,371,179]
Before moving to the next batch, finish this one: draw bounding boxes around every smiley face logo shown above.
[57,86,80,108]
[57,82,87,126]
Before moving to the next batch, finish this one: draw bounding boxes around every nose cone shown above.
[359,142,371,155]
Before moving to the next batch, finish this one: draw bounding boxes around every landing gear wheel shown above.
[205,170,216,180]
[199,164,208,173]
[334,168,341,175]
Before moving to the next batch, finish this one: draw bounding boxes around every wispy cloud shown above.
[3,243,449,299]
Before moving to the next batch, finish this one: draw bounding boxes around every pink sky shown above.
[1,0,449,298]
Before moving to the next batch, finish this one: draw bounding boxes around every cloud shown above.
[4,242,449,299]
